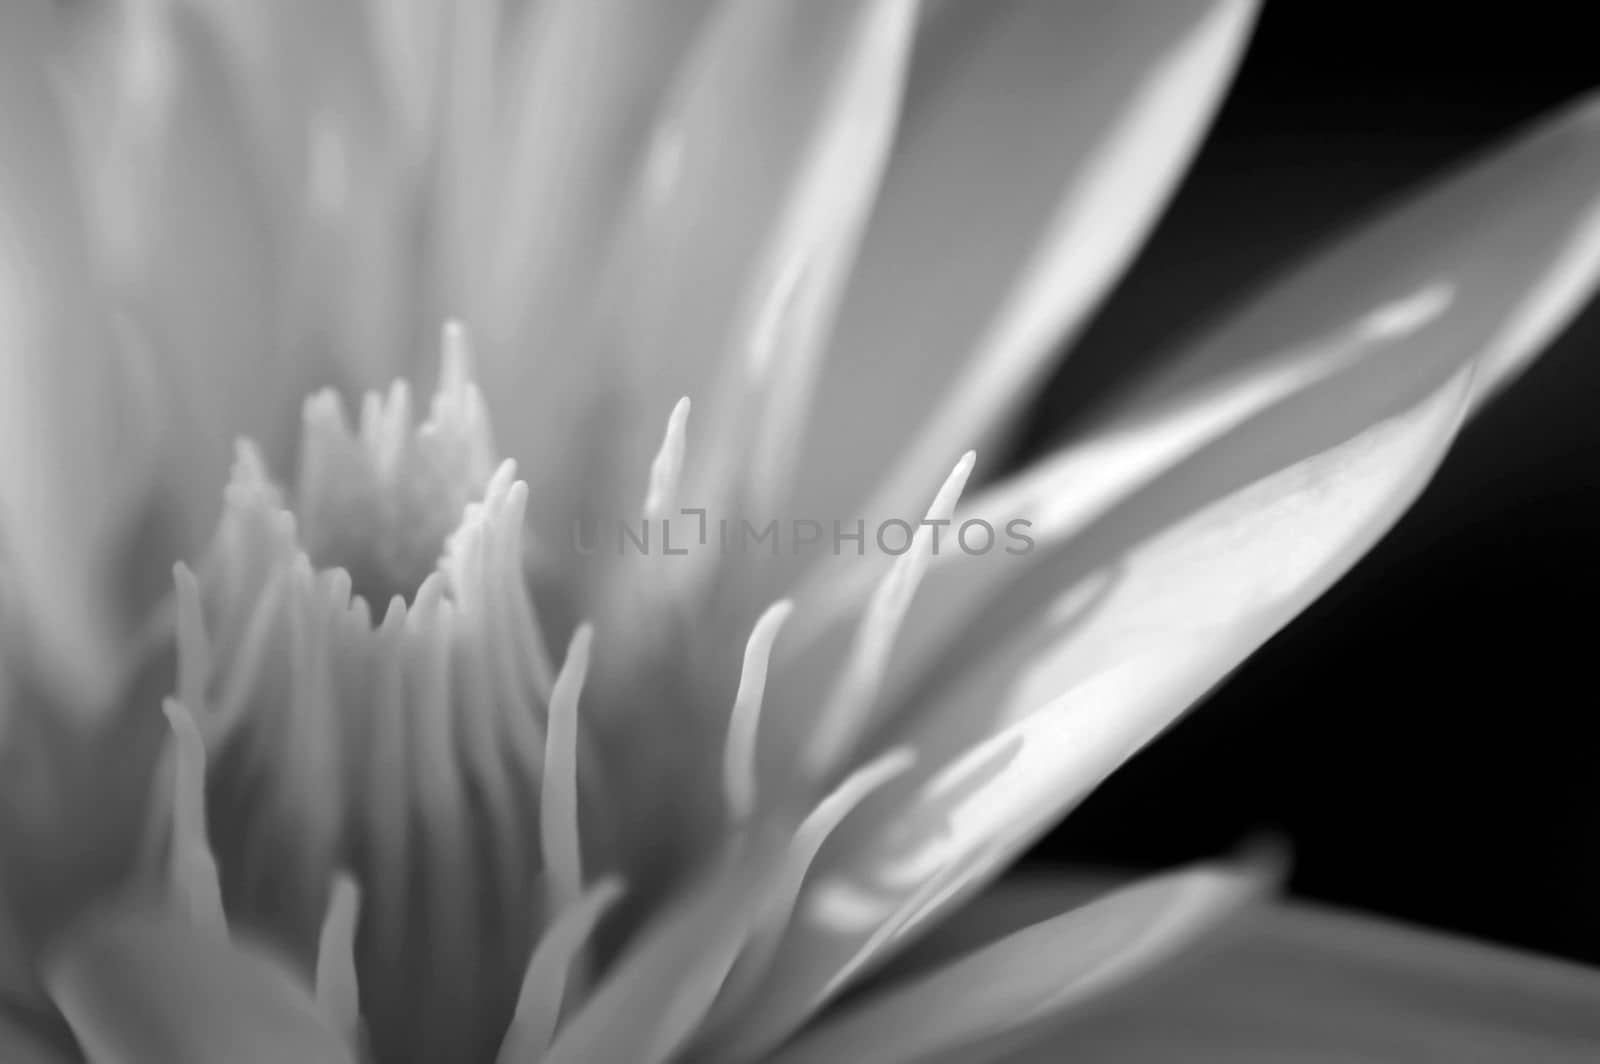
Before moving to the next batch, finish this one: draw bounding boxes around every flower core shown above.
[137,326,974,1062]
[157,328,563,1061]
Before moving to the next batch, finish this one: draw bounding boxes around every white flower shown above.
[3,1,1600,1061]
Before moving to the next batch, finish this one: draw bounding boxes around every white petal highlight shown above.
[643,397,693,522]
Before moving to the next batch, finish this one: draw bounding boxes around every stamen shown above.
[171,563,209,714]
[316,874,364,1047]
[497,878,625,1062]
[468,471,555,700]
[542,624,594,914]
[293,324,499,604]
[159,697,225,932]
[438,320,473,399]
[437,466,550,923]
[212,565,288,734]
[429,322,499,476]
[724,599,795,822]
[358,381,412,476]
[643,397,692,521]
[361,594,413,946]
[803,452,976,778]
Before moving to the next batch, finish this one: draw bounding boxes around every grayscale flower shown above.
[2,1,1599,1061]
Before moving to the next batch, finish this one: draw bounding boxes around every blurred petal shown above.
[362,0,450,166]
[499,0,912,548]
[788,0,1257,527]
[695,0,920,527]
[748,362,1476,1046]
[0,669,170,1006]
[1029,889,1600,1061]
[0,1001,78,1064]
[55,1,316,583]
[44,902,354,1064]
[472,0,715,343]
[765,860,1267,1064]
[0,0,157,709]
[168,0,432,393]
[433,0,716,529]
[178,0,384,199]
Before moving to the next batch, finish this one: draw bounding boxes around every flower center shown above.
[292,324,499,605]
[137,324,977,1062]
[155,327,565,1063]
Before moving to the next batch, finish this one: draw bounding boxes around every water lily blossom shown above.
[4,0,1600,1061]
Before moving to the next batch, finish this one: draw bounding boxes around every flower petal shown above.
[1031,890,1600,1061]
[0,0,158,709]
[773,90,1600,804]
[0,688,166,1004]
[744,362,1476,1050]
[789,89,1600,679]
[786,0,1257,528]
[764,860,1267,1064]
[44,901,354,1064]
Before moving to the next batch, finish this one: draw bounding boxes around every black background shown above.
[1017,5,1600,966]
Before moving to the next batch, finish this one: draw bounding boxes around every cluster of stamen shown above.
[146,328,569,1060]
[137,326,977,1063]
